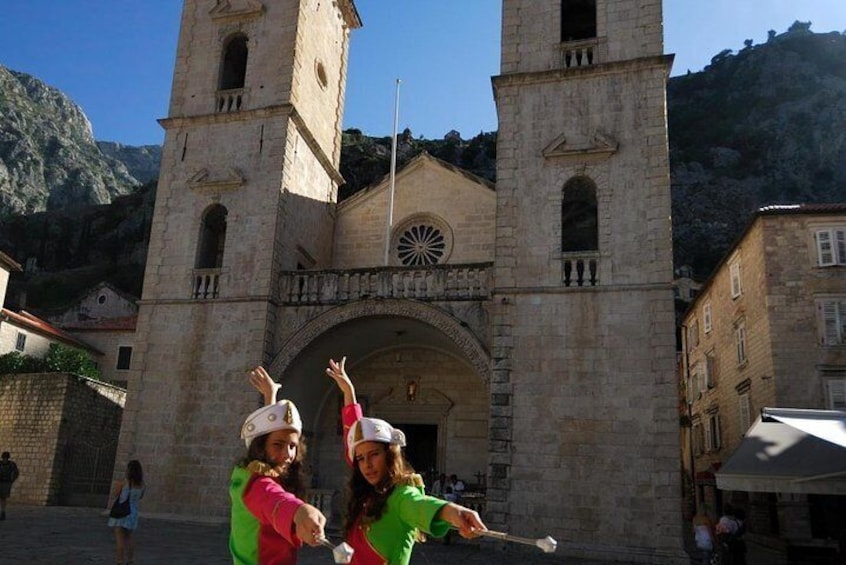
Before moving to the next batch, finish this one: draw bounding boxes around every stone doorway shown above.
[395,423,438,480]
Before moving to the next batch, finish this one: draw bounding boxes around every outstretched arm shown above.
[325,356,357,406]
[249,366,281,406]
[437,503,487,539]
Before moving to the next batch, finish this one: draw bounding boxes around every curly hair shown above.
[342,442,422,540]
[238,431,308,499]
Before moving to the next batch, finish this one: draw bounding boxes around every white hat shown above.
[347,417,406,462]
[241,400,303,447]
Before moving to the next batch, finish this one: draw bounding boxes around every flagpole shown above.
[384,78,401,266]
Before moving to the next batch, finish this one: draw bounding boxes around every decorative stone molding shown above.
[209,0,265,23]
[542,130,618,163]
[268,299,491,384]
[187,168,245,194]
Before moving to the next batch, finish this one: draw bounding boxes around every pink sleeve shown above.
[341,403,363,467]
[242,475,305,545]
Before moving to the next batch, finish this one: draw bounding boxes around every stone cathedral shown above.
[116,0,684,561]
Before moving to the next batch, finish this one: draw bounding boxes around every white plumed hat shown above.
[241,400,303,447]
[347,417,406,461]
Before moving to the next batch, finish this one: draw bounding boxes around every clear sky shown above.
[1,1,844,146]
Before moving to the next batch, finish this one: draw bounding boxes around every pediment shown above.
[188,168,245,194]
[542,130,619,161]
[209,0,265,22]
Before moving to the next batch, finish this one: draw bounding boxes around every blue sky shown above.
[1,1,844,146]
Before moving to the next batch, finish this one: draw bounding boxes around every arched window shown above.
[196,204,228,269]
[561,176,598,252]
[219,35,248,90]
[561,0,597,42]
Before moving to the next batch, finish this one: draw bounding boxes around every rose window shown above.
[396,224,446,266]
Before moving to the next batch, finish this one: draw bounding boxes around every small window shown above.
[815,228,846,266]
[116,346,133,371]
[703,302,712,334]
[315,60,328,89]
[729,260,742,298]
[15,332,26,352]
[735,322,748,365]
[738,393,751,435]
[705,351,717,388]
[98,294,107,305]
[693,422,704,455]
[705,413,721,452]
[828,380,846,410]
[687,320,700,351]
[820,299,846,345]
[696,363,707,394]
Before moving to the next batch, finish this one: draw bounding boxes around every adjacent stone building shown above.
[116,1,683,561]
[681,204,846,553]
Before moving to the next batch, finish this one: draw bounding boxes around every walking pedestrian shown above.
[0,451,19,520]
[108,460,145,565]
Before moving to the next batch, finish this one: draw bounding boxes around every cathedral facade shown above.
[116,1,684,561]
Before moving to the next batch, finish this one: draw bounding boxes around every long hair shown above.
[342,442,420,539]
[238,431,308,499]
[126,460,144,487]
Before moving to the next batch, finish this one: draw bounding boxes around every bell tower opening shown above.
[561,0,597,42]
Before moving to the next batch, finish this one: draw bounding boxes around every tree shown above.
[787,21,812,34]
[743,39,754,50]
[42,343,101,379]
[0,351,45,375]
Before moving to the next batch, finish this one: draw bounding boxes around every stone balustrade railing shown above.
[562,253,600,288]
[278,263,492,305]
[560,37,605,69]
[216,88,246,113]
[192,268,221,299]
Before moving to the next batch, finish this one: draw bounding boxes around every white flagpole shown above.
[384,79,401,266]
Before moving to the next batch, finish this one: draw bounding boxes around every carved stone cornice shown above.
[542,130,618,162]
[209,0,265,23]
[187,167,245,194]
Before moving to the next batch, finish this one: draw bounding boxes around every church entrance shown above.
[395,423,438,481]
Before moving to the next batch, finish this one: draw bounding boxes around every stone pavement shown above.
[0,504,787,565]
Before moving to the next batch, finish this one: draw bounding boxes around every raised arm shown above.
[249,366,281,406]
[325,357,357,406]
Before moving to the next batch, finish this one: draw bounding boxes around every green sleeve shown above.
[396,485,451,538]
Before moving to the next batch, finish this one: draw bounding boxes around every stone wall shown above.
[0,373,124,506]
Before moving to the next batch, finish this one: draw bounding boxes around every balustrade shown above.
[278,263,492,305]
[560,38,604,69]
[192,268,221,299]
[216,88,245,113]
[563,256,599,287]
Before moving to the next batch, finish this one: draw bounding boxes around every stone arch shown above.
[267,299,491,385]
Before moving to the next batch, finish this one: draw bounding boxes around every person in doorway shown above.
[449,474,465,500]
[230,366,327,565]
[430,473,447,498]
[107,460,145,565]
[325,356,487,565]
[0,451,20,520]
[692,506,716,565]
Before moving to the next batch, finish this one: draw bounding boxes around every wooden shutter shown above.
[703,302,712,334]
[738,394,751,435]
[821,301,842,345]
[828,380,846,410]
[816,229,835,266]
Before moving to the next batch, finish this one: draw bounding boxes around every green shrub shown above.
[0,344,100,379]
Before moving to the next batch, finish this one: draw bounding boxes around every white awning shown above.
[716,407,846,494]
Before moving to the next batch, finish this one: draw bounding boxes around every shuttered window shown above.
[703,302,712,334]
[819,300,846,345]
[828,380,846,410]
[738,393,751,435]
[730,261,742,298]
[815,228,846,266]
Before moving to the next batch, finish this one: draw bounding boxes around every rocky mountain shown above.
[669,24,846,276]
[0,65,141,215]
[1,25,845,310]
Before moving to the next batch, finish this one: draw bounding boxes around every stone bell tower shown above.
[491,1,684,562]
[114,0,360,517]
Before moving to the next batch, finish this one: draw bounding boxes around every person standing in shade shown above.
[0,451,19,520]
[108,460,145,565]
[326,356,487,565]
